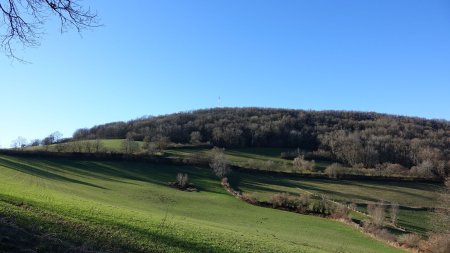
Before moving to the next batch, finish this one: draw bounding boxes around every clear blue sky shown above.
[1,0,449,147]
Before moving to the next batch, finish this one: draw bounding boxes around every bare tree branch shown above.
[0,0,99,61]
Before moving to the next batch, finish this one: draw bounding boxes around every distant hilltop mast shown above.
[217,96,222,108]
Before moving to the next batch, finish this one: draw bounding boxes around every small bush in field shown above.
[294,194,311,213]
[397,233,421,248]
[245,159,258,169]
[312,196,332,215]
[221,177,229,186]
[293,155,315,172]
[330,203,350,220]
[367,202,376,215]
[176,173,189,189]
[420,233,450,253]
[264,160,276,171]
[348,202,357,211]
[324,163,345,179]
[169,173,197,192]
[362,222,394,242]
[362,220,377,233]
[271,192,290,208]
[241,193,258,205]
[374,229,395,242]
[378,163,407,175]
[270,192,311,211]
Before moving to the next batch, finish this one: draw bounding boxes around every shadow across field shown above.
[41,160,142,185]
[235,171,440,207]
[0,155,226,195]
[0,157,106,190]
[0,199,240,253]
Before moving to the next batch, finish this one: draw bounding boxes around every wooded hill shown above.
[72,108,450,179]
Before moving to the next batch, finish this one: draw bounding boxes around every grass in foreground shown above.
[0,155,403,253]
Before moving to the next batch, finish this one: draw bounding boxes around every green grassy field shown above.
[232,171,441,234]
[27,139,329,172]
[100,139,144,151]
[0,155,404,253]
[165,147,290,162]
[19,139,440,236]
[165,146,333,171]
[25,139,144,152]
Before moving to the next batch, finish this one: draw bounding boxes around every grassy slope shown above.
[165,147,331,171]
[27,139,328,172]
[0,155,403,253]
[22,140,439,235]
[166,147,289,162]
[166,147,333,172]
[233,171,440,234]
[25,139,143,152]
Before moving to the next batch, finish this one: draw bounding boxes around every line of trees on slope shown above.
[71,108,450,179]
[10,131,66,149]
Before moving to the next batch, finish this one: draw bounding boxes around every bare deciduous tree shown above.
[264,160,276,172]
[82,140,93,153]
[121,135,140,154]
[390,202,399,225]
[42,131,62,145]
[11,136,27,149]
[55,142,67,152]
[367,201,385,228]
[209,147,230,178]
[29,139,41,146]
[70,140,83,152]
[93,138,103,153]
[190,131,202,144]
[51,131,63,143]
[176,173,189,189]
[293,154,315,172]
[324,163,344,179]
[0,0,99,60]
[152,135,170,151]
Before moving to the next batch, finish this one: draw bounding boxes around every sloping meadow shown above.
[0,155,404,253]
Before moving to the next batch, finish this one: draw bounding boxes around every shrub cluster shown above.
[176,173,189,189]
[397,233,421,248]
[169,173,197,192]
[269,192,350,219]
[270,192,313,214]
[324,163,345,179]
[419,233,450,253]
[292,155,316,172]
[330,203,350,220]
[241,193,258,205]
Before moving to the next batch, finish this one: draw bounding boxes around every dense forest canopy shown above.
[72,108,450,177]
